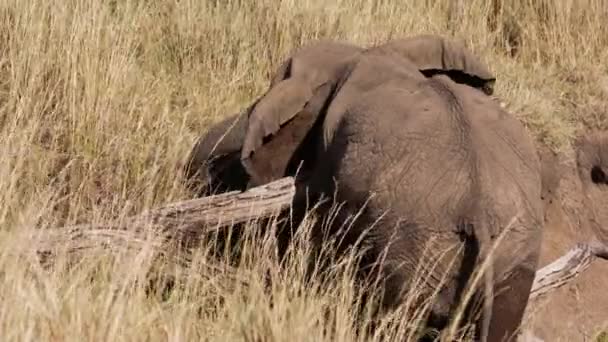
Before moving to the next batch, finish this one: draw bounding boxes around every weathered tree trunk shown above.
[32,177,295,260]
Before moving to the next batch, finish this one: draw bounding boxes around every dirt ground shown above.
[524,135,608,341]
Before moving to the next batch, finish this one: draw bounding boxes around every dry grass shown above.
[0,0,607,340]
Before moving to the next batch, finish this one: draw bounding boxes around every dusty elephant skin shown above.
[574,132,608,244]
[525,133,608,341]
[240,35,544,341]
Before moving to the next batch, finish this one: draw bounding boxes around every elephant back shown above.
[372,34,496,95]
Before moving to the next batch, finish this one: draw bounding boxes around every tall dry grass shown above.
[0,0,607,340]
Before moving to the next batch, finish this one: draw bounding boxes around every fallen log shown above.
[32,177,295,259]
[29,176,608,303]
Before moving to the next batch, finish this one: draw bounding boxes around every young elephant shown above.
[240,35,543,342]
[182,39,363,196]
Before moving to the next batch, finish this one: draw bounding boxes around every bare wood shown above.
[131,176,296,240]
[529,240,608,301]
[33,177,296,258]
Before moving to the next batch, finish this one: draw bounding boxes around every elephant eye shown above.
[590,165,608,185]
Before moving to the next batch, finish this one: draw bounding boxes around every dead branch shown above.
[529,240,608,301]
[32,177,295,259]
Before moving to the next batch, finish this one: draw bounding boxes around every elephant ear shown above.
[241,78,334,187]
[380,34,496,95]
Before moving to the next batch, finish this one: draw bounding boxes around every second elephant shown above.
[183,39,363,195]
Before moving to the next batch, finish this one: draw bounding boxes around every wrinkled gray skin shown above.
[240,35,543,342]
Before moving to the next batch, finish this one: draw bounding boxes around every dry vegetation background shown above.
[0,0,607,341]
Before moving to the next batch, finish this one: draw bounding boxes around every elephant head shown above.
[181,105,269,265]
[183,109,252,196]
[240,34,498,188]
[575,131,608,243]
[183,41,364,196]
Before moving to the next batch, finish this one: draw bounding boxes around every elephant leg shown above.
[485,262,537,342]
[356,221,420,316]
[357,227,455,342]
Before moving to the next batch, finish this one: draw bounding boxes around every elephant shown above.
[182,39,364,196]
[239,34,543,342]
